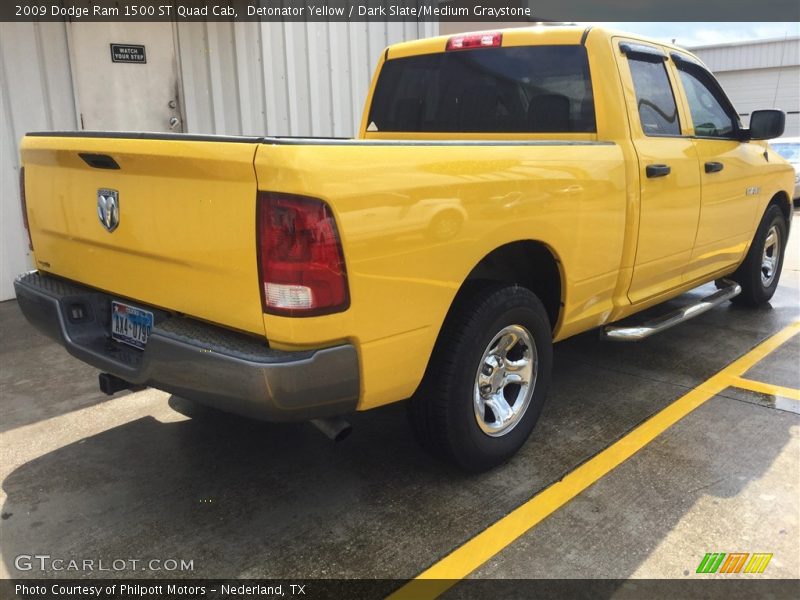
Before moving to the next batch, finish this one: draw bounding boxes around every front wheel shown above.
[409,285,553,473]
[730,204,788,307]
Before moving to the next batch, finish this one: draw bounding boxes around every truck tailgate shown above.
[20,134,264,335]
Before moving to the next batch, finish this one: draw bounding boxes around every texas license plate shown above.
[111,301,153,349]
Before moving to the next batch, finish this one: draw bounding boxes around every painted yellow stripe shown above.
[728,376,800,401]
[389,321,800,600]
[744,553,773,573]
[757,553,774,573]
[744,555,758,573]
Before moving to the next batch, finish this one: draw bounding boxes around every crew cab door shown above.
[616,41,702,303]
[669,53,763,282]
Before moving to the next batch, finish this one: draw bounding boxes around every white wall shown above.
[175,21,437,137]
[0,21,437,300]
[691,37,800,73]
[690,37,800,137]
[0,22,77,301]
[715,67,800,137]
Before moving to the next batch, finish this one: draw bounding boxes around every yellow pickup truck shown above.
[15,26,794,471]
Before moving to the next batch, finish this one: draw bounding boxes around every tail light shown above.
[446,32,502,51]
[19,167,33,250]
[257,192,349,316]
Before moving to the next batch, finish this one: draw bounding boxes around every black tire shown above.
[730,204,788,307]
[409,284,553,473]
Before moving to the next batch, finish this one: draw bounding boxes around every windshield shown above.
[368,45,595,133]
[771,143,800,162]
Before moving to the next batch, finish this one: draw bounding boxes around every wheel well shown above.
[458,241,562,330]
[769,191,791,224]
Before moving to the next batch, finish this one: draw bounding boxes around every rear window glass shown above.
[627,57,681,136]
[367,46,595,133]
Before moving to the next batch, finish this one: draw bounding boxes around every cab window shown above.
[368,46,596,133]
[627,56,681,136]
[675,62,738,139]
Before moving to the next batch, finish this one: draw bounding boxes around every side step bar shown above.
[601,279,741,342]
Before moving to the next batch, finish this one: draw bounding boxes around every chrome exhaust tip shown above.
[310,417,352,442]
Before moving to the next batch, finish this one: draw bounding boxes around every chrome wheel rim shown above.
[760,225,781,287]
[473,324,538,437]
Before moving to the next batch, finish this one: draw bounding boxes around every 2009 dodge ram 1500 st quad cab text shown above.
[15,26,794,472]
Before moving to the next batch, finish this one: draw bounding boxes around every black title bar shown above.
[2,0,799,22]
[4,579,800,600]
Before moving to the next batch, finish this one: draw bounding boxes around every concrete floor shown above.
[1,214,798,587]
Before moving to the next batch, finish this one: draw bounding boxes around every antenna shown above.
[771,32,789,109]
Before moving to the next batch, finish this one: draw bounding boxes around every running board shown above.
[601,280,741,342]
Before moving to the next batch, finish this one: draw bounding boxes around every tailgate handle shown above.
[645,164,671,178]
[79,153,120,170]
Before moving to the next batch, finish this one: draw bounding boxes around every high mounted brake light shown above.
[257,192,349,316]
[19,167,33,250]
[446,32,502,51]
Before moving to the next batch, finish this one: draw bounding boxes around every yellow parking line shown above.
[388,320,800,600]
[727,376,800,401]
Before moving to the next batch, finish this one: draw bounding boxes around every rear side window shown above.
[627,57,681,136]
[367,46,595,133]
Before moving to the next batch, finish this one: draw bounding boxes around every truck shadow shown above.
[0,300,126,434]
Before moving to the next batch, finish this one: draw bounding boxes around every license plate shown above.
[111,301,153,349]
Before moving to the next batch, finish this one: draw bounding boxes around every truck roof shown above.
[384,25,699,62]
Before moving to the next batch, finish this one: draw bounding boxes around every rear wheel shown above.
[730,204,787,306]
[409,285,553,472]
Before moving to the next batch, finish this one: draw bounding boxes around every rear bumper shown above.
[14,271,359,422]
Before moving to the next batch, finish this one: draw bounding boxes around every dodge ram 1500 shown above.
[15,26,794,471]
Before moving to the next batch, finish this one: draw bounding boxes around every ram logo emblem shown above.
[97,189,120,232]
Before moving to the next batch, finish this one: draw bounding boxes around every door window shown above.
[627,57,681,136]
[675,62,738,138]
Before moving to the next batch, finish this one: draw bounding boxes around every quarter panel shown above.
[255,142,627,408]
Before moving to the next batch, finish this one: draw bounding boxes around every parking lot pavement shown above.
[1,214,798,586]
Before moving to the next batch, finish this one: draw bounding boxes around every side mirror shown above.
[747,109,786,141]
